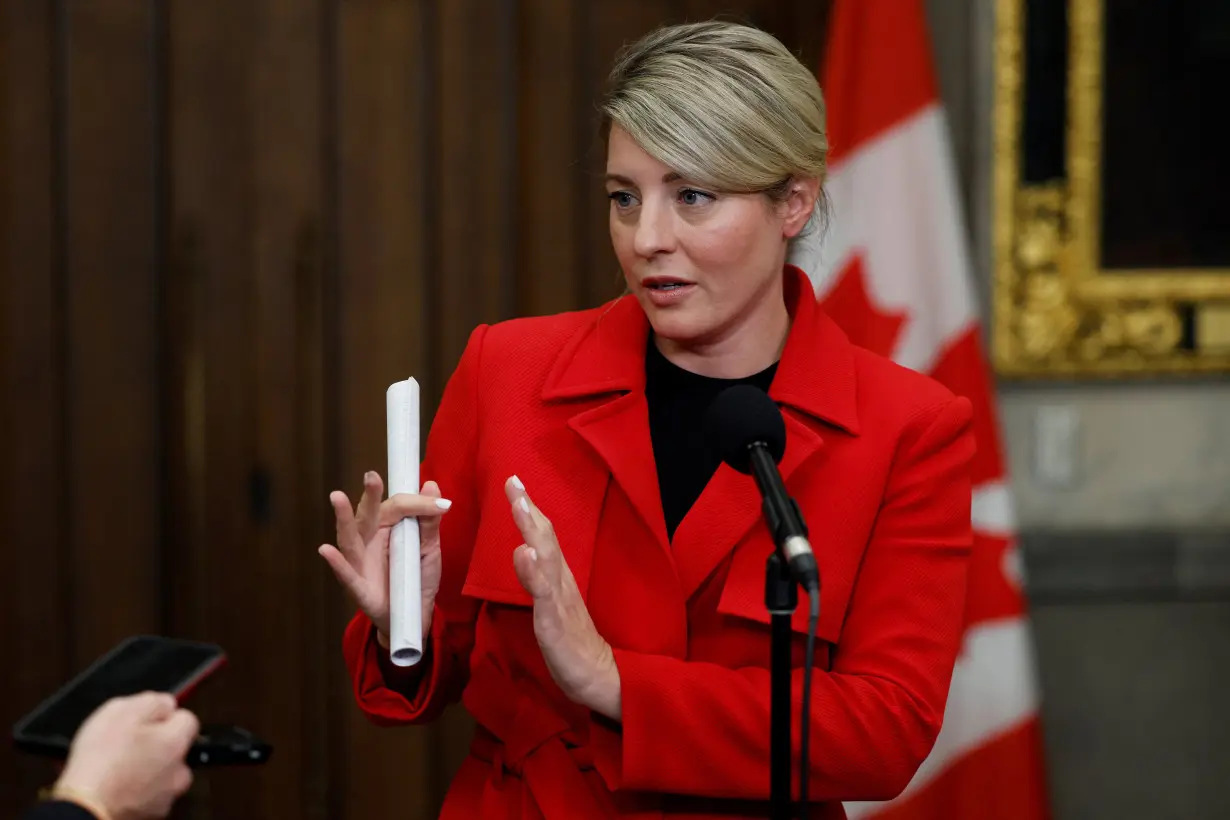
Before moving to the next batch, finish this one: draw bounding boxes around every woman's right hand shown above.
[319,471,451,642]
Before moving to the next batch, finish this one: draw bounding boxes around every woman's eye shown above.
[608,191,637,208]
[679,188,714,206]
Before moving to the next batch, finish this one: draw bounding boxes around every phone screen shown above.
[14,635,225,749]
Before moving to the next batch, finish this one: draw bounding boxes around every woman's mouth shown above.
[642,277,697,306]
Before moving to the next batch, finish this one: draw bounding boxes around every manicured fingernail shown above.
[510,475,525,491]
[435,498,452,510]
[518,497,530,513]
[365,471,375,481]
[526,547,538,562]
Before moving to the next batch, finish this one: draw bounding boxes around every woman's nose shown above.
[632,199,676,257]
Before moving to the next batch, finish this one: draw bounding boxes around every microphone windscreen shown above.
[704,384,787,474]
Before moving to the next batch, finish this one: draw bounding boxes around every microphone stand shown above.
[708,390,819,819]
[748,440,816,820]
[765,551,797,820]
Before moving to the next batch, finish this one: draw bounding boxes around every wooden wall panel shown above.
[682,0,760,26]
[62,0,163,664]
[165,0,338,817]
[517,0,584,317]
[0,1,70,813]
[334,1,436,817]
[165,0,260,816]
[162,0,252,646]
[243,0,329,816]
[434,0,520,386]
[770,0,832,78]
[272,7,339,820]
[0,2,835,816]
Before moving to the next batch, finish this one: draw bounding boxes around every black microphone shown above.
[705,385,820,594]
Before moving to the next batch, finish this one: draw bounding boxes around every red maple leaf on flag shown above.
[818,258,1025,628]
[817,255,907,359]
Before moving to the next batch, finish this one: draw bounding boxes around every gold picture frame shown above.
[992,0,1230,377]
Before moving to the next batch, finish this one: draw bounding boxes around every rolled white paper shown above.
[386,378,422,666]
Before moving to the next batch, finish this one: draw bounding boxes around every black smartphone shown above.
[11,634,227,761]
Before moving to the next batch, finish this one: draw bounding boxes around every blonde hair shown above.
[601,20,828,222]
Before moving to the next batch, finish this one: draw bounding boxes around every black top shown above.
[21,801,98,820]
[644,336,778,542]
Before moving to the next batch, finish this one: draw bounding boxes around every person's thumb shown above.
[130,691,178,722]
[419,481,444,545]
[159,709,201,755]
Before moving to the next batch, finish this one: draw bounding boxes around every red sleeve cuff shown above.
[345,606,451,725]
[590,647,670,792]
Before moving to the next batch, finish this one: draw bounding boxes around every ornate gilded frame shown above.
[992,0,1230,377]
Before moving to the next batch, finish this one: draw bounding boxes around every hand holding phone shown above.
[12,635,224,760]
[12,635,271,770]
[49,692,198,820]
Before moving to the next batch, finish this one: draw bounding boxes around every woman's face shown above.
[605,125,816,350]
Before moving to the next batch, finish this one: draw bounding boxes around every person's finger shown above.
[161,709,201,755]
[505,476,564,588]
[377,492,452,527]
[128,691,178,722]
[419,481,443,548]
[90,694,131,716]
[355,471,384,544]
[330,490,363,561]
[318,544,366,599]
[505,476,559,559]
[512,543,552,599]
[171,764,194,798]
[314,540,371,612]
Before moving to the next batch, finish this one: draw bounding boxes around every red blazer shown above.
[343,266,975,819]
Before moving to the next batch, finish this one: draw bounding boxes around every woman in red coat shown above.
[320,20,974,820]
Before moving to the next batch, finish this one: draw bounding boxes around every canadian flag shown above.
[788,1,1053,818]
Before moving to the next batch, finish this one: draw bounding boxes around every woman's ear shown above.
[780,177,821,239]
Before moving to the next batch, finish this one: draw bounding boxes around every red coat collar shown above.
[542,265,861,437]
[533,267,863,600]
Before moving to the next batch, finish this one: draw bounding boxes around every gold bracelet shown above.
[45,783,114,820]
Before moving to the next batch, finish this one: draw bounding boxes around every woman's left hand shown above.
[505,476,621,721]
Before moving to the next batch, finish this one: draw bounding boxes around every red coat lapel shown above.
[670,411,826,597]
[541,296,671,561]
[491,420,616,607]
[670,267,862,599]
[460,299,657,610]
[565,395,671,558]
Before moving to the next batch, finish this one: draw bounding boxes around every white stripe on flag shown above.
[972,481,1016,537]
[789,105,978,374]
[842,618,1042,817]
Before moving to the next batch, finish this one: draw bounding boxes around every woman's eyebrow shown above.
[603,172,683,185]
